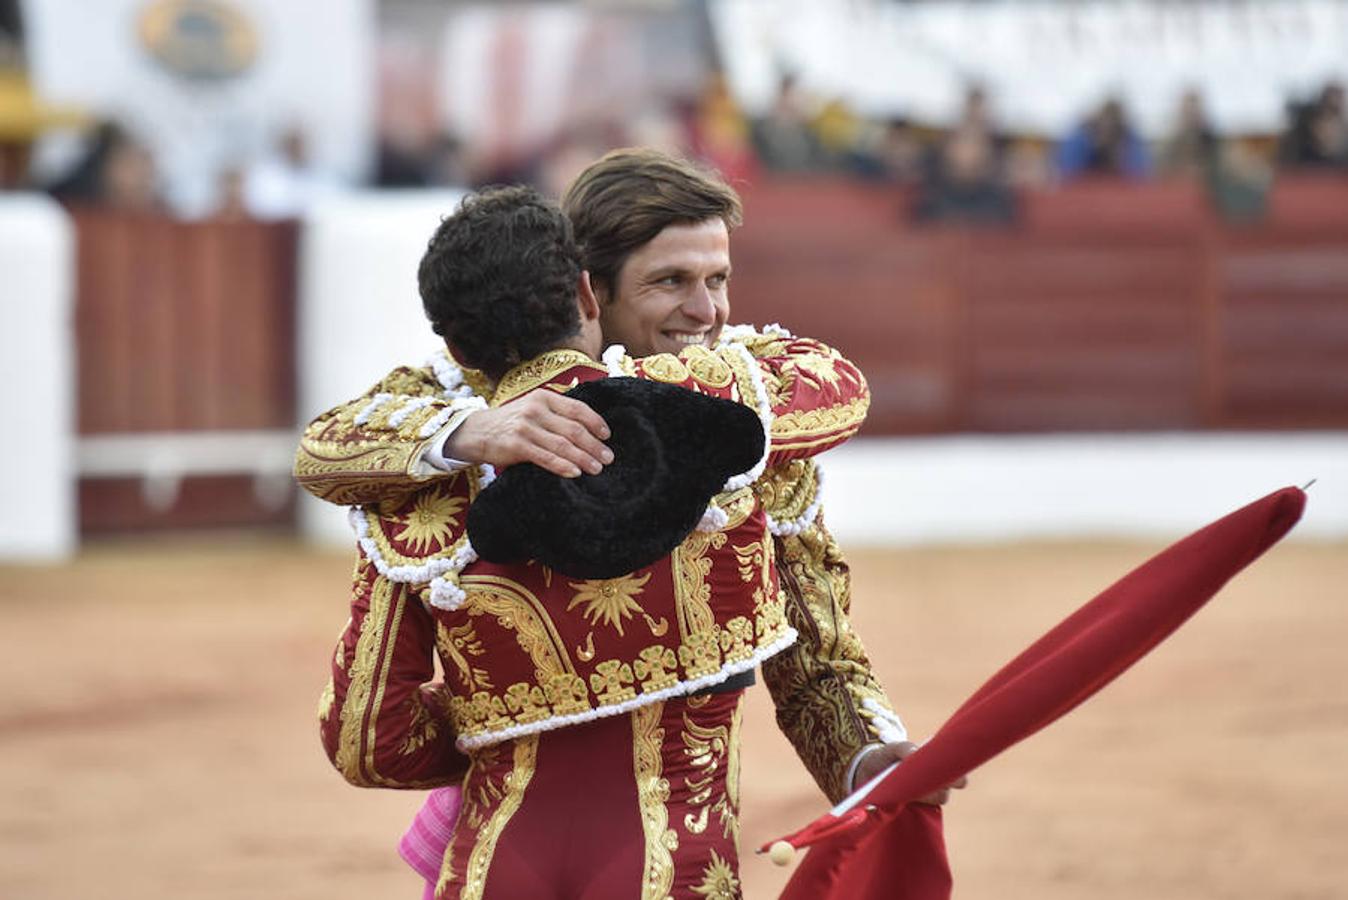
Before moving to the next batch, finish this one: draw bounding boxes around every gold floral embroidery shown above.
[317,679,335,722]
[770,396,870,443]
[681,712,731,837]
[640,353,691,384]
[719,617,755,665]
[399,694,440,755]
[690,850,740,899]
[634,645,679,694]
[502,682,550,723]
[590,659,637,704]
[542,672,589,716]
[567,573,652,636]
[454,736,539,900]
[732,541,764,584]
[672,532,725,639]
[790,351,846,388]
[678,628,723,679]
[392,487,465,553]
[437,621,493,693]
[460,575,575,678]
[683,345,734,388]
[492,349,608,406]
[633,703,678,900]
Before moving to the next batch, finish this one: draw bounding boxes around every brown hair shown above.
[560,148,743,298]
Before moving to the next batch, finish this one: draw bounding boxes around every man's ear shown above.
[446,342,472,369]
[577,270,602,322]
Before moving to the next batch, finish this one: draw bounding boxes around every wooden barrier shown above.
[70,177,1348,531]
[72,210,298,532]
[731,175,1348,435]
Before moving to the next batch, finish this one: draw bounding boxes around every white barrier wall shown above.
[0,196,75,560]
[817,433,1348,546]
[298,189,465,546]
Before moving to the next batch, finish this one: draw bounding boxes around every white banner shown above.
[22,0,374,215]
[713,0,1348,136]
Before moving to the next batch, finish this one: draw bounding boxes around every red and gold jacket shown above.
[313,330,902,801]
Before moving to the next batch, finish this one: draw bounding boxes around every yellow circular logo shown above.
[138,0,259,81]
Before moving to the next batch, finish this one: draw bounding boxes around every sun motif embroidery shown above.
[691,850,740,899]
[393,489,465,553]
[567,573,651,636]
[791,351,844,388]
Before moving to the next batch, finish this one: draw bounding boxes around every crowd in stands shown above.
[4,37,1346,227]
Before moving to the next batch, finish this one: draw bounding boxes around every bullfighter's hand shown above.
[852,741,969,806]
[444,391,613,478]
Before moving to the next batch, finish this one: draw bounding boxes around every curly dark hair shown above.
[418,185,583,380]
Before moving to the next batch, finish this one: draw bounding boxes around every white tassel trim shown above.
[716,322,793,346]
[387,396,436,428]
[601,343,631,378]
[721,341,773,492]
[354,393,393,425]
[861,697,908,744]
[455,626,799,751]
[696,503,729,532]
[766,465,824,537]
[417,395,489,438]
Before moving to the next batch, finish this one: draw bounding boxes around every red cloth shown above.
[776,486,1306,900]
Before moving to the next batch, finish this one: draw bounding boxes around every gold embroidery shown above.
[672,532,725,639]
[335,578,396,783]
[455,736,539,900]
[567,573,652,636]
[634,645,679,694]
[590,659,637,704]
[684,345,734,388]
[576,630,596,662]
[633,703,678,900]
[317,679,335,722]
[754,460,819,524]
[437,621,493,693]
[678,628,723,679]
[691,850,740,899]
[790,351,845,388]
[732,541,764,584]
[719,617,755,665]
[460,574,575,678]
[502,682,550,724]
[492,349,608,407]
[542,672,590,716]
[714,487,756,531]
[399,694,440,755]
[681,711,732,837]
[644,614,669,637]
[770,396,870,441]
[641,353,691,384]
[392,489,465,553]
[727,698,743,850]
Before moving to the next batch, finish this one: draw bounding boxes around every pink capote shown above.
[399,786,463,900]
[770,486,1306,900]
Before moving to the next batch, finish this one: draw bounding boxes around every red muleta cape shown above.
[768,486,1306,900]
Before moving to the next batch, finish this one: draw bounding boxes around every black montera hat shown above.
[467,377,765,579]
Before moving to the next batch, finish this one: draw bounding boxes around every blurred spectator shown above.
[1281,82,1348,169]
[871,117,926,184]
[1209,138,1274,223]
[690,72,757,182]
[1159,89,1219,180]
[49,121,162,211]
[1056,97,1152,180]
[242,125,337,219]
[753,73,819,171]
[913,125,1017,225]
[213,165,249,220]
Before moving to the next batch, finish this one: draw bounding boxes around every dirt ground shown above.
[2,534,1345,899]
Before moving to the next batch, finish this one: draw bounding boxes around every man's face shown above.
[599,218,731,358]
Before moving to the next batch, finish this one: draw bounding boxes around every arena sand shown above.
[1,535,1344,899]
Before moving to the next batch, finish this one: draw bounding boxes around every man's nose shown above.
[683,283,717,325]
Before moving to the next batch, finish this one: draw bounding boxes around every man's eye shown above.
[658,275,682,286]
[708,274,728,288]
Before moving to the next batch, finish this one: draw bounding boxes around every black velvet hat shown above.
[467,377,765,579]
